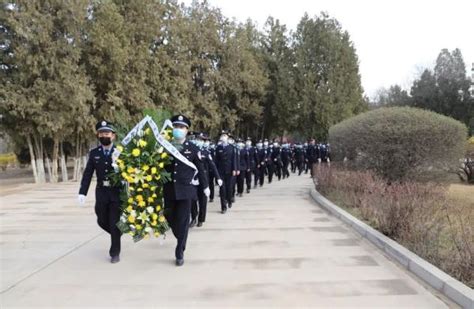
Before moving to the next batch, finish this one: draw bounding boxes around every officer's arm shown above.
[208,155,221,180]
[79,150,95,195]
[195,152,209,188]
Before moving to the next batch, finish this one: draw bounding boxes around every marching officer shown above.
[244,137,256,193]
[236,139,249,197]
[163,114,209,266]
[281,143,291,179]
[215,130,238,213]
[294,143,305,175]
[256,140,267,187]
[271,141,282,181]
[190,132,222,228]
[264,139,274,183]
[78,120,122,264]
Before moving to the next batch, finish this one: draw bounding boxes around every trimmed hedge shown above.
[329,107,467,181]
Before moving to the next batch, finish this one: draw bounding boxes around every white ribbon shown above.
[121,116,199,185]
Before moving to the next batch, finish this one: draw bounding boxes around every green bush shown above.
[329,107,467,181]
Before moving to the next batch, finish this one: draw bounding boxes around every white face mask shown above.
[256,143,263,148]
[273,143,278,147]
[263,142,268,147]
[229,139,234,145]
[204,141,210,148]
[246,141,251,147]
[237,142,245,148]
[220,135,228,144]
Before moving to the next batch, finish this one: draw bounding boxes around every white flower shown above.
[129,225,136,230]
[131,210,137,217]
[146,206,154,214]
[120,216,127,223]
[137,129,144,137]
[145,227,152,233]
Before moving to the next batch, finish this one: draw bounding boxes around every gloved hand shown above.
[232,171,237,176]
[78,194,86,206]
[236,171,240,176]
[318,158,321,163]
[217,179,223,187]
[204,187,210,197]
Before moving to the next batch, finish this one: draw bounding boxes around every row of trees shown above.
[0,0,366,183]
[373,48,473,134]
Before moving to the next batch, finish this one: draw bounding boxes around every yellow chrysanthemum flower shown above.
[161,152,168,159]
[142,165,150,171]
[142,183,149,188]
[136,195,143,202]
[119,163,125,170]
[155,175,161,181]
[121,172,128,178]
[151,221,157,226]
[138,139,147,148]
[129,186,135,191]
[151,167,157,174]
[155,205,161,211]
[128,215,135,223]
[132,148,141,157]
[147,197,154,203]
[154,232,160,237]
[126,205,133,212]
[138,201,146,207]
[159,162,164,168]
[128,197,134,204]
[158,216,165,223]
[151,213,158,220]
[144,128,151,135]
[136,224,142,230]
[146,175,153,182]
[152,193,157,198]
[127,166,135,174]
[137,188,143,192]
[117,145,124,152]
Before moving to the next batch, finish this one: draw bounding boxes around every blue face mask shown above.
[173,128,186,140]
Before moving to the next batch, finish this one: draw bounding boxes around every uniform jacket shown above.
[163,140,208,201]
[79,145,117,195]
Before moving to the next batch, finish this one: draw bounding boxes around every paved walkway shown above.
[0,175,453,308]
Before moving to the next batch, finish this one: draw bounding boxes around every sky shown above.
[182,0,474,98]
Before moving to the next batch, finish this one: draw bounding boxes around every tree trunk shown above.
[51,137,59,183]
[60,142,68,182]
[44,154,52,183]
[33,134,46,183]
[26,135,39,183]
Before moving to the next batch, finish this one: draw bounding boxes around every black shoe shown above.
[209,199,213,203]
[246,189,250,194]
[238,193,243,197]
[176,258,184,266]
[111,255,120,264]
[189,219,197,228]
[253,184,257,189]
[231,197,235,203]
[221,209,227,214]
[197,222,203,227]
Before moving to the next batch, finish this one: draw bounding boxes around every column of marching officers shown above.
[78,115,331,266]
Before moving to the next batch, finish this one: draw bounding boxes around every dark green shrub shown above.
[329,107,467,181]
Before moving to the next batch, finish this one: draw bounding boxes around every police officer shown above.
[264,139,274,183]
[281,143,291,179]
[271,141,282,181]
[208,141,217,202]
[215,130,237,213]
[294,143,305,175]
[78,120,122,264]
[244,137,255,193]
[190,133,222,227]
[256,140,267,187]
[163,115,209,266]
[236,139,248,197]
[229,135,239,203]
